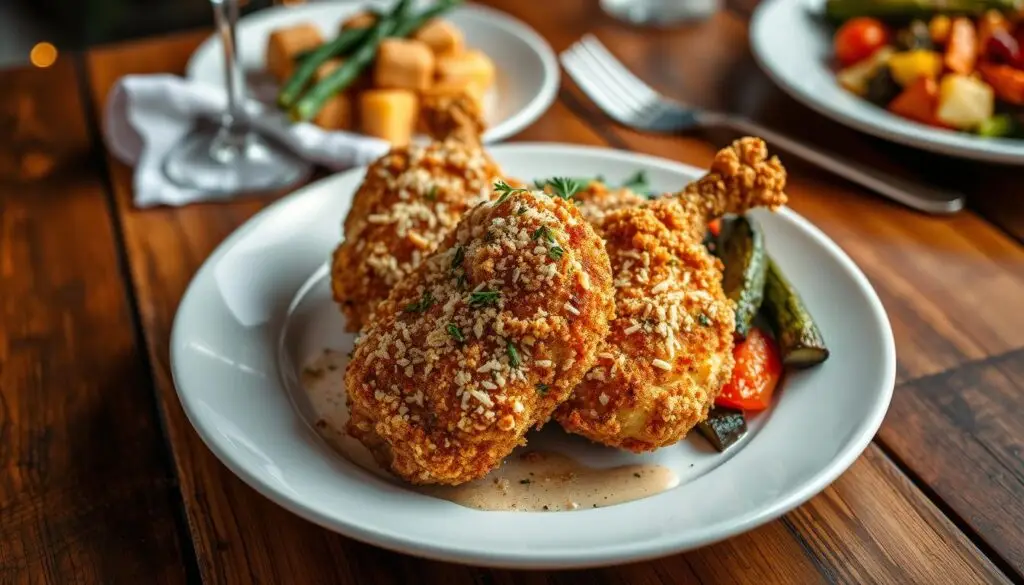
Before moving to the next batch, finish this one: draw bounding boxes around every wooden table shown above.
[3,1,1024,582]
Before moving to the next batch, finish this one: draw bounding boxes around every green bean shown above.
[277,27,369,109]
[392,0,463,37]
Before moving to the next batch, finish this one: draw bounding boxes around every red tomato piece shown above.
[708,218,722,237]
[835,17,890,67]
[715,328,783,412]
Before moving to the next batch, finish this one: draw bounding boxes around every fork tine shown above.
[561,46,637,123]
[577,35,661,106]
[568,43,650,116]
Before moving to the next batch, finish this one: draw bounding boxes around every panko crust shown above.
[344,189,614,485]
[572,180,648,227]
[331,94,500,331]
[331,140,502,331]
[557,137,789,452]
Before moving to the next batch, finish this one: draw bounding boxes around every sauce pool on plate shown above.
[302,349,678,511]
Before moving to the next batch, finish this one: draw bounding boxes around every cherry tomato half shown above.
[835,17,890,67]
[715,327,783,412]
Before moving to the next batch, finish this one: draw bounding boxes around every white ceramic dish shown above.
[186,1,558,144]
[170,143,896,569]
[750,0,1024,164]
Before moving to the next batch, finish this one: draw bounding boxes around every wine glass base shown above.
[163,125,311,197]
[600,0,717,25]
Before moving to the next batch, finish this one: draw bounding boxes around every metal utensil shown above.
[560,34,964,214]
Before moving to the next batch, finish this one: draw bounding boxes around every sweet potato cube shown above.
[266,23,324,83]
[374,39,435,91]
[413,19,464,56]
[436,49,496,90]
[341,11,377,31]
[360,89,419,145]
[312,93,353,131]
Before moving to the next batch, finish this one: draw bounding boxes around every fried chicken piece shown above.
[331,93,501,331]
[556,138,788,452]
[345,188,615,485]
[573,180,648,226]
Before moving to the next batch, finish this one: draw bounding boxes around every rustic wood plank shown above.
[881,349,1024,575]
[0,59,189,584]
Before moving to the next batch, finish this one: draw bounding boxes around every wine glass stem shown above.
[211,0,247,161]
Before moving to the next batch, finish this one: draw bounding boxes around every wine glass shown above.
[162,0,310,196]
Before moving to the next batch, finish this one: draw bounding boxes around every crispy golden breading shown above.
[556,138,788,452]
[573,180,648,226]
[331,94,501,331]
[345,189,615,485]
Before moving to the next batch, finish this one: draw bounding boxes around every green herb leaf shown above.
[547,246,564,261]
[622,170,650,192]
[698,313,711,326]
[404,291,435,313]
[425,185,438,201]
[493,180,528,204]
[535,383,549,395]
[446,323,465,342]
[516,205,528,215]
[547,177,583,200]
[531,226,555,243]
[451,245,464,270]
[468,289,500,308]
[506,340,521,369]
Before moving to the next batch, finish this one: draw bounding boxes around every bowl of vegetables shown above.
[750,0,1024,162]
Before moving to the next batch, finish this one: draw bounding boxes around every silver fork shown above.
[561,34,964,214]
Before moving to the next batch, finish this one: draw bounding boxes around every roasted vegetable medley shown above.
[827,0,1024,137]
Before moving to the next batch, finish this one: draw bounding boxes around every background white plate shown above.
[170,143,896,569]
[186,1,559,144]
[751,0,1024,164]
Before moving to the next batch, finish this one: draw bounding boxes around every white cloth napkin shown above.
[103,74,391,208]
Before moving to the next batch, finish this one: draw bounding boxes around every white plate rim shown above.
[184,2,560,145]
[170,142,897,568]
[750,0,1024,164]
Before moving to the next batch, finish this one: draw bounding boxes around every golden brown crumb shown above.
[345,188,614,485]
[556,137,789,452]
[331,96,500,331]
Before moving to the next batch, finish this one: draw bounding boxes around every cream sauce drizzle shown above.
[302,349,678,511]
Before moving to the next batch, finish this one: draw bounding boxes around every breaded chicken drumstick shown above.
[556,138,788,452]
[331,93,502,331]
[345,186,615,485]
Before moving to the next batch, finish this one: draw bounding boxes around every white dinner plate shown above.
[186,1,558,144]
[170,143,896,569]
[750,0,1024,164]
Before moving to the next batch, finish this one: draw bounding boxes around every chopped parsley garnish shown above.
[456,273,468,290]
[535,383,549,395]
[404,291,435,313]
[622,170,650,192]
[698,313,711,326]
[446,323,465,342]
[547,246,564,261]
[532,225,555,243]
[547,177,583,200]
[493,180,527,204]
[451,245,464,270]
[468,289,500,308]
[506,340,521,369]
[425,185,438,201]
[516,205,528,215]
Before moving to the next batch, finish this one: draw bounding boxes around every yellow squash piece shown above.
[374,39,436,92]
[266,23,324,83]
[936,74,994,130]
[888,50,943,88]
[436,49,496,90]
[413,19,464,56]
[360,89,419,145]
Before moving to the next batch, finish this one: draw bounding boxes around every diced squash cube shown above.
[936,73,994,130]
[887,50,942,87]
[421,79,485,112]
[374,39,436,91]
[314,58,345,82]
[413,19,464,56]
[837,47,893,96]
[360,89,419,145]
[341,11,377,31]
[436,49,496,90]
[313,94,353,131]
[266,23,324,83]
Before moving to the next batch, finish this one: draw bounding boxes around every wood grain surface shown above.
[0,59,190,584]
[0,0,1021,582]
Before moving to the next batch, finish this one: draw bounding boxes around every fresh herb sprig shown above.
[493,180,528,204]
[404,290,435,313]
[506,340,521,368]
[468,289,501,308]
